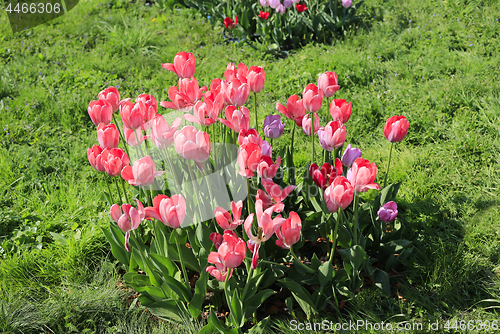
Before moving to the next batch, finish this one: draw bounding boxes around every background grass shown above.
[1,0,500,332]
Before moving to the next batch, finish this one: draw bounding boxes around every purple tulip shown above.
[283,0,292,8]
[260,0,268,7]
[261,140,273,157]
[291,0,300,3]
[341,144,362,167]
[268,0,280,9]
[378,201,398,222]
[263,115,285,139]
[276,4,286,13]
[342,0,352,8]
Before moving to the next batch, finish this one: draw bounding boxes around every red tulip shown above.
[209,232,224,250]
[237,142,261,178]
[260,179,296,213]
[276,95,305,127]
[97,123,119,149]
[102,148,129,177]
[296,3,307,12]
[258,11,270,19]
[224,62,248,83]
[324,176,354,213]
[99,87,121,112]
[317,72,340,98]
[302,84,323,113]
[214,200,244,230]
[110,199,145,251]
[184,99,220,126]
[309,159,343,190]
[121,156,164,187]
[301,113,321,136]
[224,16,238,29]
[257,155,281,179]
[145,194,186,229]
[384,115,409,143]
[346,158,381,193]
[174,126,211,166]
[247,66,266,93]
[318,120,347,151]
[330,99,352,124]
[160,86,193,112]
[219,105,251,133]
[238,128,263,147]
[221,78,250,107]
[161,51,196,79]
[88,99,113,126]
[275,211,302,249]
[87,145,106,172]
[151,115,182,150]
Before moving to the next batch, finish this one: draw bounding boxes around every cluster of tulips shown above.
[87,50,410,331]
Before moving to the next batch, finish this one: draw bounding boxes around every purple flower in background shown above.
[341,144,362,167]
[261,140,273,157]
[378,201,398,222]
[268,0,280,9]
[291,0,300,3]
[276,4,286,13]
[342,0,352,8]
[284,0,292,8]
[263,115,286,139]
[260,0,268,7]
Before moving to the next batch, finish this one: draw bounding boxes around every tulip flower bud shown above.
[248,66,266,93]
[378,201,398,222]
[384,115,409,143]
[324,176,354,213]
[263,115,285,139]
[318,120,347,151]
[341,144,362,167]
[97,123,119,149]
[317,72,340,98]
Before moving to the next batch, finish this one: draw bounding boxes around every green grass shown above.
[1,0,500,331]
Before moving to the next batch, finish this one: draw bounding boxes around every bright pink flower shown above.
[184,99,220,126]
[110,199,145,251]
[145,194,186,228]
[151,114,182,150]
[210,78,223,95]
[119,101,154,131]
[219,106,251,133]
[123,126,150,147]
[276,95,305,127]
[238,128,263,147]
[258,11,270,19]
[209,232,224,250]
[317,72,340,98]
[160,86,193,113]
[174,126,211,163]
[102,148,129,177]
[302,84,323,113]
[237,142,261,178]
[99,87,121,112]
[309,159,343,190]
[247,66,266,93]
[97,123,119,149]
[301,113,321,136]
[330,99,352,124]
[121,156,164,187]
[179,77,207,104]
[346,158,381,193]
[221,78,250,107]
[88,100,113,126]
[318,120,347,151]
[136,94,158,125]
[275,211,301,249]
[256,189,275,210]
[214,201,244,230]
[87,145,106,172]
[224,62,248,83]
[384,115,409,143]
[161,52,196,79]
[260,179,296,213]
[224,16,238,29]
[257,155,281,179]
[209,230,246,268]
[324,176,354,213]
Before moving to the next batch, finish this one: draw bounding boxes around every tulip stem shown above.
[310,114,315,165]
[121,178,130,204]
[187,160,203,222]
[353,192,359,245]
[173,229,190,289]
[383,142,394,189]
[112,113,130,157]
[224,268,237,327]
[246,177,254,214]
[113,177,123,203]
[134,131,145,157]
[105,176,114,205]
[254,92,258,130]
[329,210,340,262]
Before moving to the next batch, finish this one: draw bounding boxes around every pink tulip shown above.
[88,145,106,172]
[119,101,154,131]
[237,142,261,178]
[209,232,224,250]
[384,115,409,143]
[136,94,158,124]
[346,158,381,193]
[88,99,113,125]
[224,62,248,83]
[276,95,305,127]
[257,155,281,179]
[162,52,196,79]
[209,230,246,268]
[160,86,193,112]
[247,66,266,93]
[184,99,220,126]
[260,179,296,213]
[110,199,145,251]
[318,120,347,151]
[275,211,301,249]
[330,99,352,124]
[302,113,321,136]
[219,106,251,133]
[123,126,150,147]
[97,123,119,149]
[324,176,354,213]
[145,194,186,228]
[178,77,207,104]
[342,0,352,8]
[99,87,121,112]
[174,126,211,166]
[102,148,129,177]
[221,78,250,107]
[121,156,164,186]
[214,200,244,230]
[302,84,323,113]
[308,158,343,190]
[317,72,340,98]
[202,90,225,117]
[238,128,263,147]
[151,114,182,150]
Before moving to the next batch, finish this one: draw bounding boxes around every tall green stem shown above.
[224,268,237,327]
[353,192,359,245]
[187,161,203,222]
[329,210,341,262]
[246,177,253,214]
[113,177,123,203]
[121,178,130,204]
[310,114,315,165]
[112,113,130,157]
[173,229,190,289]
[289,122,296,185]
[105,176,115,204]
[383,142,394,188]
[254,92,258,130]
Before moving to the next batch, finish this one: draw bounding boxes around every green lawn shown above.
[1,0,500,332]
